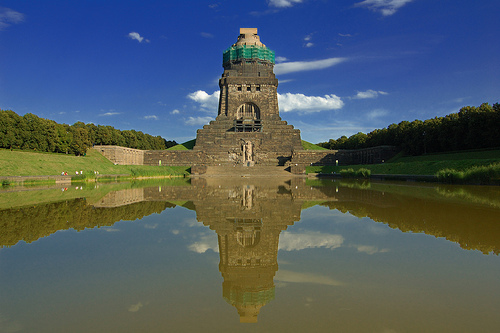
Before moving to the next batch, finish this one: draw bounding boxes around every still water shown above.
[0,177,499,332]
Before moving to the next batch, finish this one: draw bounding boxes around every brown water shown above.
[0,178,499,332]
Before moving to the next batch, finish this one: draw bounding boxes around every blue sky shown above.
[1,0,498,144]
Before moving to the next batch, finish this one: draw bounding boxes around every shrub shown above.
[436,168,465,183]
[356,168,371,178]
[436,163,500,184]
[339,168,355,177]
[339,168,371,179]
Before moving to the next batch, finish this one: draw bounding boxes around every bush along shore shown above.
[436,163,500,185]
[306,149,500,185]
[309,163,500,185]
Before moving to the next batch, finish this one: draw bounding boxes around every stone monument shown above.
[94,28,397,173]
[192,28,303,172]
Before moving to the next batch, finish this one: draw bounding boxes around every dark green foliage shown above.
[339,168,371,178]
[318,103,500,155]
[0,110,177,155]
[436,163,500,185]
[0,199,175,247]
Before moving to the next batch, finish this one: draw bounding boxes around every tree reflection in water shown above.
[1,177,499,323]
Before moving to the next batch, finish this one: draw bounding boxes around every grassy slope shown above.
[306,149,500,175]
[4,146,499,178]
[302,140,328,150]
[167,139,196,150]
[0,149,189,177]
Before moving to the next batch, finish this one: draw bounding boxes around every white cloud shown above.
[366,109,389,120]
[187,88,344,116]
[128,32,149,43]
[144,115,158,120]
[275,270,344,286]
[99,111,120,116]
[201,32,214,38]
[185,116,213,126]
[353,89,388,99]
[274,57,347,75]
[269,0,303,8]
[278,93,344,113]
[171,109,180,115]
[187,90,220,113]
[278,231,344,251]
[101,227,120,232]
[128,302,143,312]
[303,33,314,47]
[355,0,414,16]
[188,233,219,253]
[0,7,25,30]
[275,56,288,63]
[353,245,390,255]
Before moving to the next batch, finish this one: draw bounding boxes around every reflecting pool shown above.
[0,178,499,332]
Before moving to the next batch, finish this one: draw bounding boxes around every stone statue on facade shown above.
[243,140,254,164]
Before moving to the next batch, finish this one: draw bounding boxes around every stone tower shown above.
[193,28,303,169]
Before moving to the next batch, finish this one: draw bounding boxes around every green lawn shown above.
[167,139,196,150]
[302,140,328,150]
[0,148,190,177]
[306,149,500,176]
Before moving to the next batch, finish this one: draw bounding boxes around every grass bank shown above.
[306,149,500,184]
[0,148,190,179]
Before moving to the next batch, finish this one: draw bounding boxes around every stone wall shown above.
[336,146,400,165]
[289,146,400,169]
[290,150,338,166]
[93,144,400,174]
[143,150,202,166]
[93,145,144,165]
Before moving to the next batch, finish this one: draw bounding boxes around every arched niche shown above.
[236,103,260,120]
[234,218,262,248]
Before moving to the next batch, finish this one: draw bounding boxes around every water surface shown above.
[1,178,499,332]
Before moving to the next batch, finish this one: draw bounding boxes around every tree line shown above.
[318,103,500,155]
[0,198,175,247]
[0,110,177,155]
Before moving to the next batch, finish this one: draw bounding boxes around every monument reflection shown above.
[99,177,307,323]
[1,177,499,324]
[192,180,302,323]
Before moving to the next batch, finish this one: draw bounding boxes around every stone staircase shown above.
[199,165,294,177]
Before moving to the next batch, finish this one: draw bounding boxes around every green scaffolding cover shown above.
[223,45,275,64]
